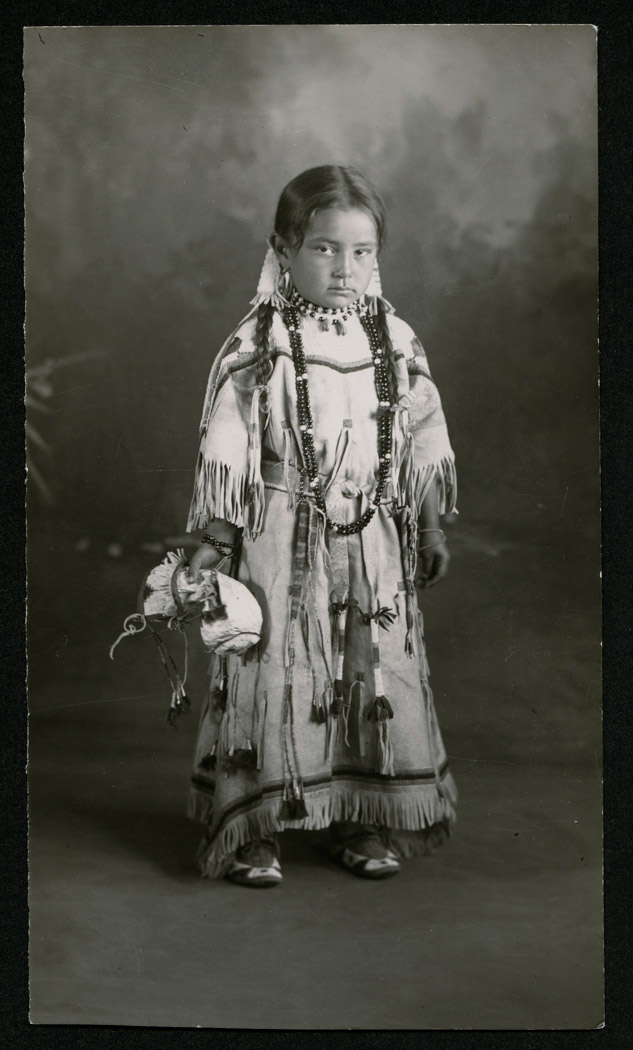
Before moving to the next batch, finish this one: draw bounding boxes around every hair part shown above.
[272,165,386,251]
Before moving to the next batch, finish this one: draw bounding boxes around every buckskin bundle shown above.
[110,550,262,723]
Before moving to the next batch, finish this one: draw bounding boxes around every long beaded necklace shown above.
[283,304,394,535]
[290,289,364,336]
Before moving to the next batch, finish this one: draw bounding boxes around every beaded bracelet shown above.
[418,540,447,552]
[201,533,237,553]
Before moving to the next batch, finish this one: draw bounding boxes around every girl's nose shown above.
[333,256,352,278]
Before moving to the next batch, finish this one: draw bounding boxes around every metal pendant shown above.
[317,316,330,332]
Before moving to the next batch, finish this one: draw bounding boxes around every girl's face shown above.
[274,207,379,310]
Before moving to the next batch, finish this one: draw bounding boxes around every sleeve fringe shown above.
[186,457,265,538]
[407,455,458,517]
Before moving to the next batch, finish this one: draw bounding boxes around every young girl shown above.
[186,165,457,886]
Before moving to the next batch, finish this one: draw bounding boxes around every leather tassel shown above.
[361,606,396,630]
[326,709,336,760]
[332,679,344,716]
[404,504,418,656]
[318,316,329,332]
[211,678,228,712]
[281,421,296,510]
[199,743,217,772]
[366,695,394,722]
[166,682,191,727]
[311,675,328,723]
[256,692,267,770]
[246,384,267,537]
[404,628,415,658]
[322,683,334,720]
[377,719,395,776]
[331,599,348,713]
[279,790,293,820]
[222,743,258,773]
[390,405,402,499]
[350,676,366,757]
[340,688,352,748]
[292,797,309,820]
[300,604,311,658]
[113,615,193,728]
[279,782,308,820]
[366,673,395,774]
[280,796,308,820]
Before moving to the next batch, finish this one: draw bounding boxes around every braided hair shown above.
[253,301,276,396]
[253,165,399,404]
[373,299,399,407]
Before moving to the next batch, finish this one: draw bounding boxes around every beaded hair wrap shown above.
[364,260,395,316]
[250,246,291,311]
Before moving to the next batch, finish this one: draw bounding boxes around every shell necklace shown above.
[283,305,394,534]
[289,289,367,336]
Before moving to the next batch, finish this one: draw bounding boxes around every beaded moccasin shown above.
[330,826,401,880]
[225,839,282,888]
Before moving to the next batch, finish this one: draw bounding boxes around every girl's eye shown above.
[316,246,335,255]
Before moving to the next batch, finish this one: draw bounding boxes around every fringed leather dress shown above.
[186,306,458,877]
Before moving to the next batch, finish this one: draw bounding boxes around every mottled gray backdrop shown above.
[24,25,598,544]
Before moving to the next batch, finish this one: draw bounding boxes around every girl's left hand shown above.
[416,540,450,589]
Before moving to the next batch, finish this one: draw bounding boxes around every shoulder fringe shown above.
[187,773,457,878]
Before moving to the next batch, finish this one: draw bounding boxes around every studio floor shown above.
[27,524,603,1029]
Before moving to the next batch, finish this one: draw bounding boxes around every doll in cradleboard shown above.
[186,165,458,887]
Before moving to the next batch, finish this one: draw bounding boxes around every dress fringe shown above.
[186,457,265,538]
[407,455,457,517]
[188,772,458,878]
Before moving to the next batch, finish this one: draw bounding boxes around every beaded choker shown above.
[283,305,393,535]
[289,289,368,336]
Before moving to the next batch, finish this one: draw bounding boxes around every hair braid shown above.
[253,302,276,406]
[373,300,399,406]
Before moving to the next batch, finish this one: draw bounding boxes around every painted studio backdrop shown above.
[25,26,601,1029]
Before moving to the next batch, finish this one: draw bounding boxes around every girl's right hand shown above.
[416,539,450,589]
[189,543,225,580]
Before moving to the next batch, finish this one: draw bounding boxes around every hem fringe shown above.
[187,772,457,879]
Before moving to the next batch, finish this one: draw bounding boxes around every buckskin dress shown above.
[185,302,458,877]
